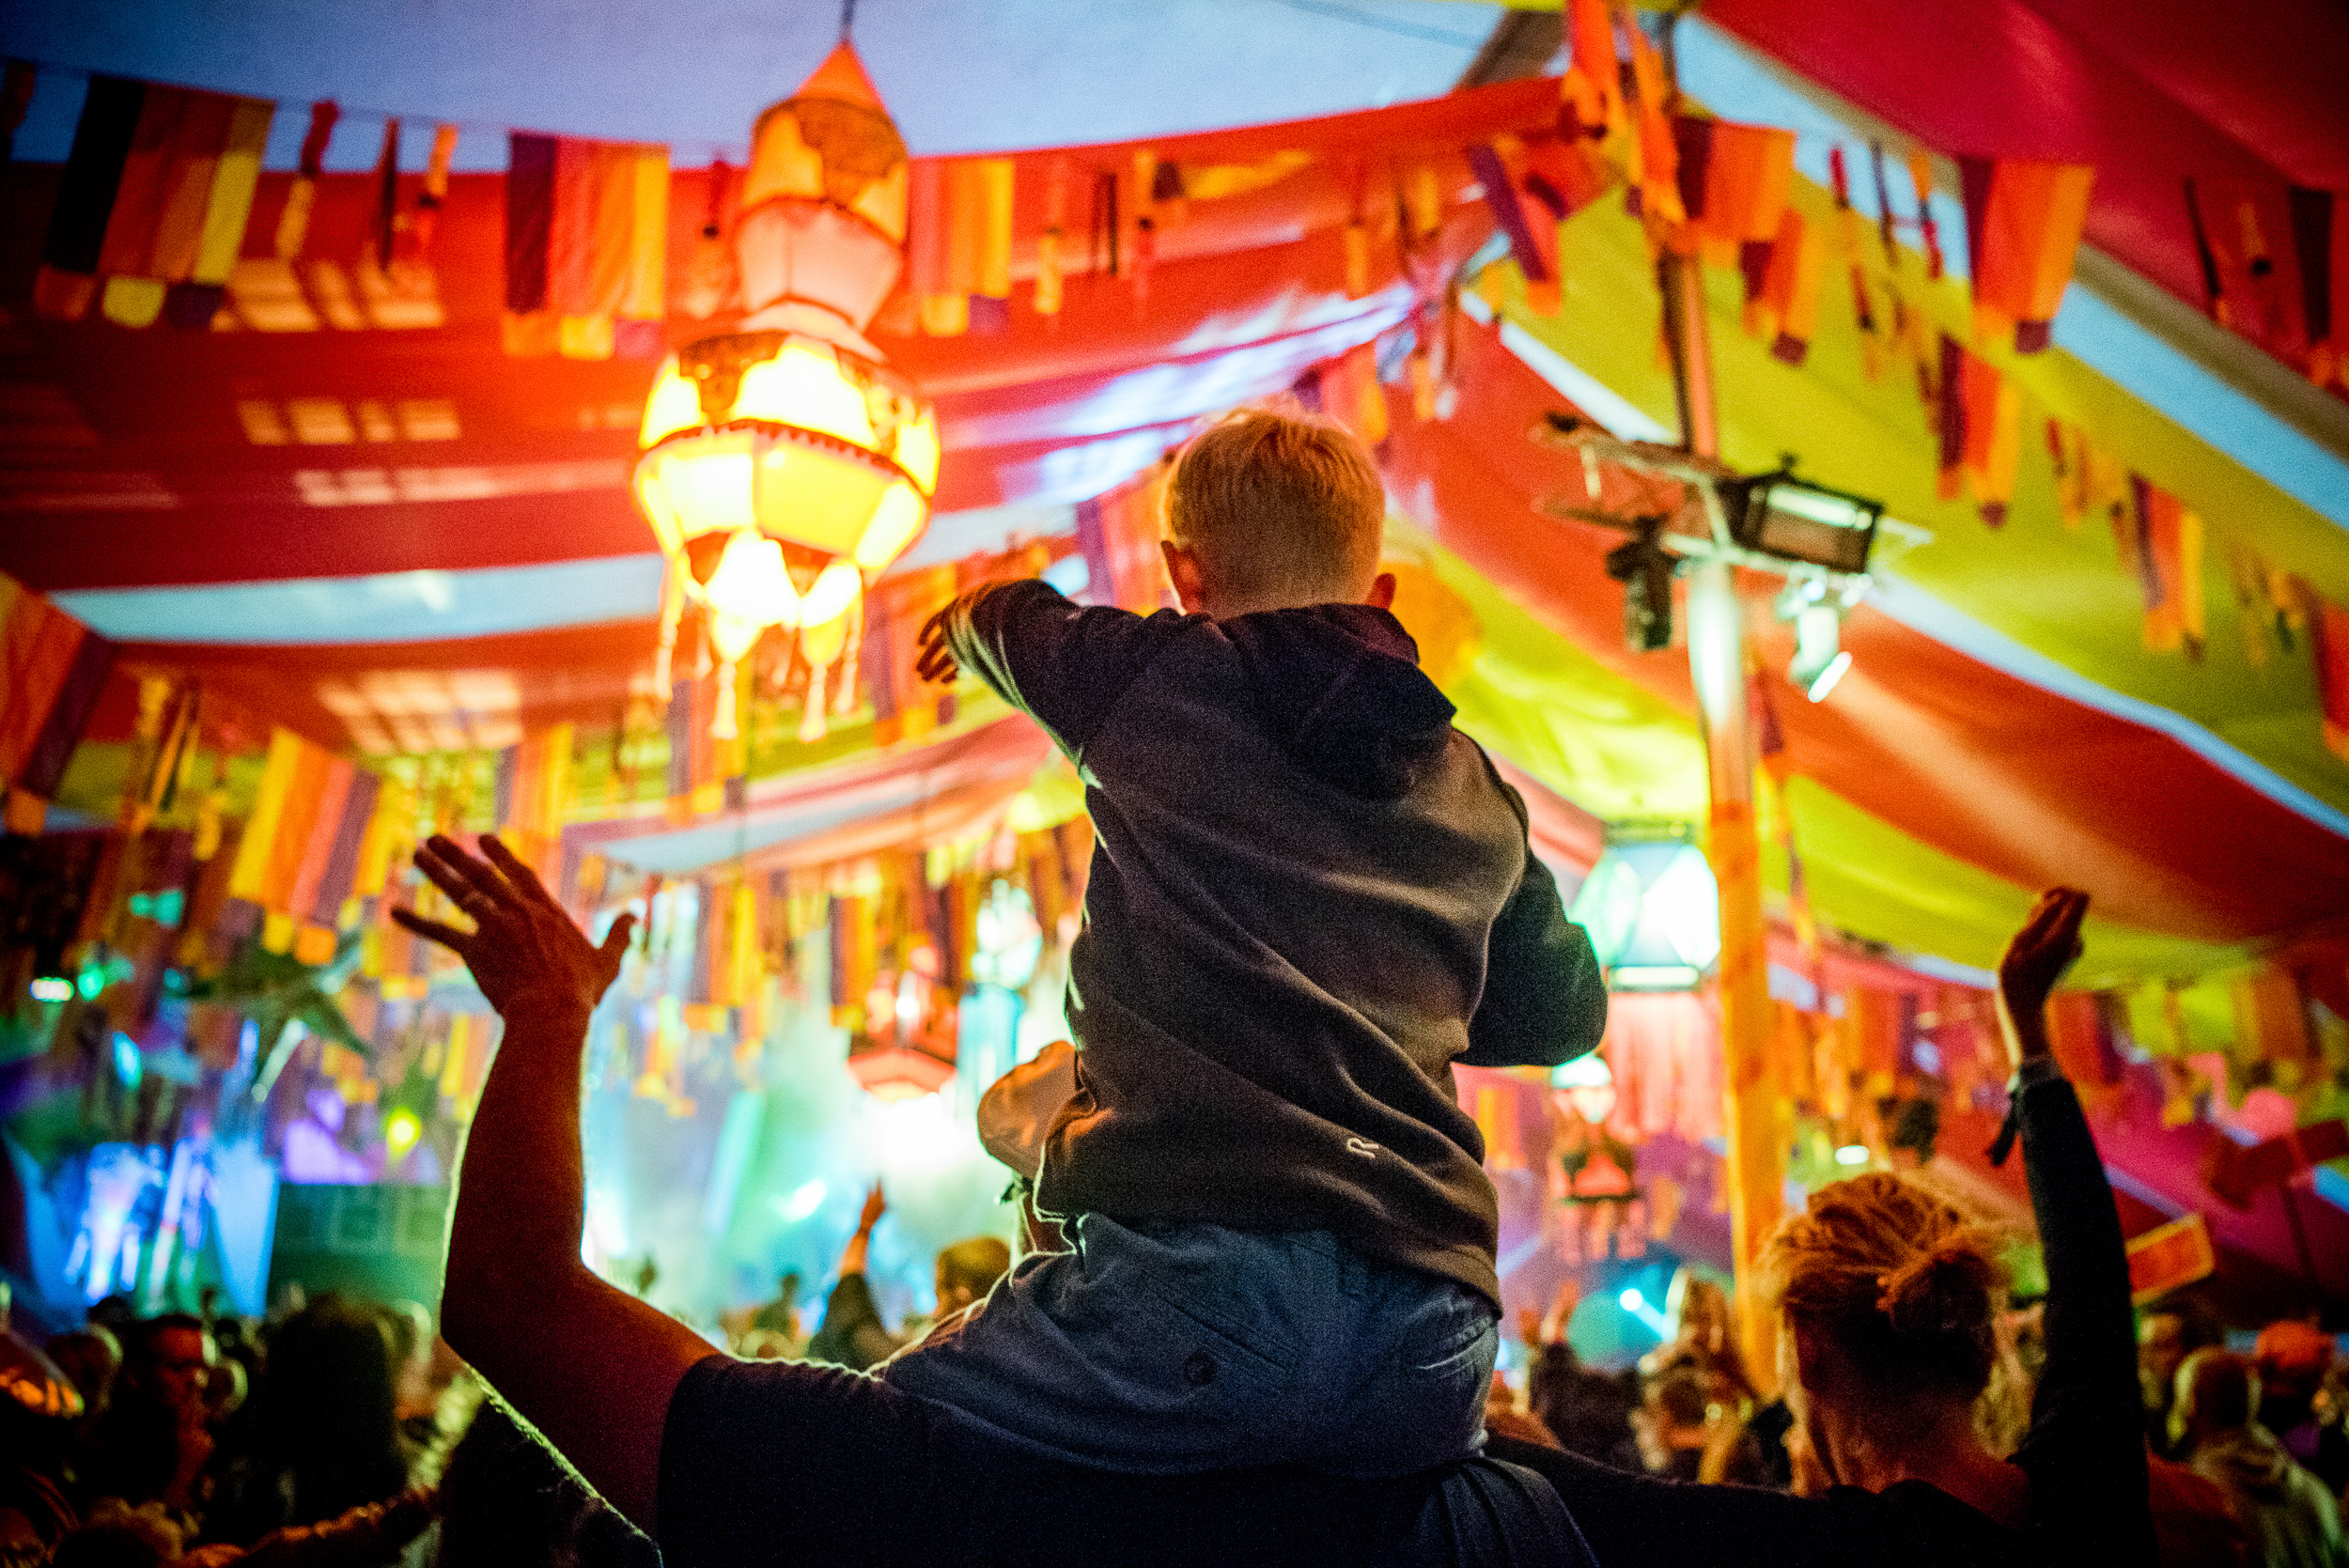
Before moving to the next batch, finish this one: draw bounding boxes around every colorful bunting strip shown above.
[503,132,670,359]
[908,157,1016,336]
[494,722,575,879]
[0,580,117,829]
[34,79,273,328]
[226,727,397,965]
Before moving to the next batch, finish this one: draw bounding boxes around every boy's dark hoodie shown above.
[941,579,1606,1306]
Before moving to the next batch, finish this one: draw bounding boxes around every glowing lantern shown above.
[637,44,940,741]
[1567,823,1721,991]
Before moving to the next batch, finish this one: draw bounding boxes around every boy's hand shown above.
[392,833,635,1020]
[916,604,960,686]
[1996,887,2088,1068]
[857,1179,887,1234]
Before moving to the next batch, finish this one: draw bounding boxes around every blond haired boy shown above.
[894,409,1607,1475]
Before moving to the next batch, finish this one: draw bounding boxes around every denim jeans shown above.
[879,1214,1499,1478]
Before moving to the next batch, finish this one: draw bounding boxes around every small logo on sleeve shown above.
[1345,1137,1380,1160]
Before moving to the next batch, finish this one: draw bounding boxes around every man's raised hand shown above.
[391,834,636,1019]
[1995,886,2088,1068]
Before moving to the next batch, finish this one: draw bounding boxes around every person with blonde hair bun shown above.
[1486,889,2158,1567]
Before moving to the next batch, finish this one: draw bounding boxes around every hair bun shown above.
[1875,1244,1997,1341]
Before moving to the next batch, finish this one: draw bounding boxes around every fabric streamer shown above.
[2316,598,2349,763]
[368,116,399,271]
[2288,188,2346,390]
[84,87,273,332]
[1749,207,1821,364]
[35,76,141,318]
[1958,156,2093,352]
[0,59,35,162]
[1672,116,1795,261]
[503,132,670,358]
[2130,475,2205,659]
[1075,462,1173,614]
[1559,0,1621,145]
[1826,145,1881,379]
[1935,333,2020,525]
[1466,137,1591,312]
[1619,14,1682,226]
[0,581,118,829]
[272,99,339,262]
[1906,147,1944,280]
[1034,156,1069,317]
[907,156,962,335]
[1315,342,1389,446]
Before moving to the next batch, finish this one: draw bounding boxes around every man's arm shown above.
[395,835,712,1537]
[1996,889,2156,1568]
[917,579,1186,766]
[1459,773,1608,1069]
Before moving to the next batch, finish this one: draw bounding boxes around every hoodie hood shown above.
[2196,1425,2296,1502]
[1221,604,1457,800]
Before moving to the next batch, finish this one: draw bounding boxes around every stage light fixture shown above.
[1716,467,1883,575]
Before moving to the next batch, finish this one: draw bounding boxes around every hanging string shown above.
[841,0,858,42]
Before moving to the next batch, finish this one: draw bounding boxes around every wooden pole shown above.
[1654,43,1784,1391]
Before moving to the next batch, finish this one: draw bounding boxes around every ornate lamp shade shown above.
[1566,823,1721,991]
[637,45,938,740]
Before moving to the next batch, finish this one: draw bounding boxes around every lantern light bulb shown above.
[705,531,800,628]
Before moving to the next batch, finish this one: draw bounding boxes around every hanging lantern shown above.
[1566,822,1721,991]
[636,45,940,737]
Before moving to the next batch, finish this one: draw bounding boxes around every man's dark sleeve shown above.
[658,1357,933,1568]
[1459,774,1607,1069]
[941,579,1190,766]
[2012,1077,2156,1567]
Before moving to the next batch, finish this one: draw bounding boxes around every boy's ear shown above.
[1161,541,1207,613]
[1363,570,1396,612]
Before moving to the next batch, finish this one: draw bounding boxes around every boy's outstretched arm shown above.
[393,835,711,1537]
[1458,774,1608,1069]
[919,579,1183,767]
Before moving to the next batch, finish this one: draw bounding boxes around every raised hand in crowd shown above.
[1995,886,2087,1070]
[393,835,636,1020]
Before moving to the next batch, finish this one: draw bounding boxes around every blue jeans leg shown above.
[880,1216,1495,1477]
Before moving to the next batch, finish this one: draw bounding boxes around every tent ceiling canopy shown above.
[1702,0,2349,363]
[2,0,1506,160]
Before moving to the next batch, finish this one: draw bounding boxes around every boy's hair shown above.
[1164,409,1385,606]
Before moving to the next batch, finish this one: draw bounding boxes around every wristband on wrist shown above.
[2007,1055,2063,1093]
[1985,1056,2063,1168]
